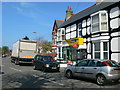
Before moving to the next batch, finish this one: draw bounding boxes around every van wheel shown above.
[96,75,106,86]
[66,70,73,79]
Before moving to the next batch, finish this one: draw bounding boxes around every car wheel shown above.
[96,75,106,86]
[15,59,19,65]
[34,65,37,70]
[42,67,46,72]
[66,70,73,79]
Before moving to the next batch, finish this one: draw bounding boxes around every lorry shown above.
[11,39,37,65]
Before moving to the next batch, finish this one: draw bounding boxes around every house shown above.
[52,19,64,54]
[53,1,120,63]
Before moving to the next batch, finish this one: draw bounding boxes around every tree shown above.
[22,36,29,40]
[2,46,9,54]
[42,41,52,53]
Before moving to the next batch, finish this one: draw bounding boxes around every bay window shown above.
[91,11,108,33]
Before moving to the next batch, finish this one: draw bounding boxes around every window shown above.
[92,14,99,33]
[93,42,109,59]
[101,13,108,30]
[77,60,89,66]
[88,60,97,67]
[94,42,100,59]
[78,23,82,37]
[91,11,108,33]
[61,29,65,40]
[103,42,109,59]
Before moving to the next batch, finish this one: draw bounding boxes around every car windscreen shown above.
[42,56,52,61]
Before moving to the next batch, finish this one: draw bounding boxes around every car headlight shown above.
[46,64,49,67]
[58,64,60,67]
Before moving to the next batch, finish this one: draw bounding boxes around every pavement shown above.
[1,56,120,89]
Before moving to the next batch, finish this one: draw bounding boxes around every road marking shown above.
[1,65,4,67]
[33,74,64,86]
[9,67,22,72]
[33,75,39,78]
[44,78,64,86]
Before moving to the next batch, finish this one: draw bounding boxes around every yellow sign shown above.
[63,38,84,46]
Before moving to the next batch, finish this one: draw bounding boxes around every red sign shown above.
[72,44,78,48]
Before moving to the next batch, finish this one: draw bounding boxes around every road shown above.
[1,57,120,89]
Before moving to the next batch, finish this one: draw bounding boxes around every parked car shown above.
[64,59,120,86]
[33,55,60,72]
[2,54,9,58]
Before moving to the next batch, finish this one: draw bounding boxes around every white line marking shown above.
[33,74,39,78]
[1,65,4,67]
[44,79,64,86]
[33,74,64,86]
[9,67,22,72]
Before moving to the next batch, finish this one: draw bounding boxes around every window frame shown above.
[91,11,108,34]
[93,41,109,59]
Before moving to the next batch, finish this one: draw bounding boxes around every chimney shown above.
[96,0,104,4]
[65,6,73,21]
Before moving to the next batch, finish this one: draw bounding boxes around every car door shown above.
[83,60,100,79]
[74,60,89,78]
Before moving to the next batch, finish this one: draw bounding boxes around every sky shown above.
[2,2,96,49]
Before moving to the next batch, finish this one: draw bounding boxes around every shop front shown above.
[62,38,87,62]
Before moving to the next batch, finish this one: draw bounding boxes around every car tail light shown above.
[102,61,110,66]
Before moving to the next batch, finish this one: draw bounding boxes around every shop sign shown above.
[63,38,84,46]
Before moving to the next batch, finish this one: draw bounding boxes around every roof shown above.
[55,19,64,28]
[60,2,118,28]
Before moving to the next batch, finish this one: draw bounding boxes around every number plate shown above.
[52,67,56,69]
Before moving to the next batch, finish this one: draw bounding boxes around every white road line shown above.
[9,67,22,72]
[33,74,64,86]
[33,74,39,78]
[1,65,4,67]
[44,78,64,86]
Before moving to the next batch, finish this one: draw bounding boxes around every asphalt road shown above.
[1,57,120,89]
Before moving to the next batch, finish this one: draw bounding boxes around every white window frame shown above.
[93,40,109,59]
[61,28,65,41]
[78,23,82,37]
[91,11,108,34]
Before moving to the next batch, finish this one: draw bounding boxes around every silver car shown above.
[64,59,120,85]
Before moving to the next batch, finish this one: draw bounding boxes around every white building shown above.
[54,1,120,63]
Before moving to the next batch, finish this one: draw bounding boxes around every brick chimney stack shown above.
[65,6,73,21]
